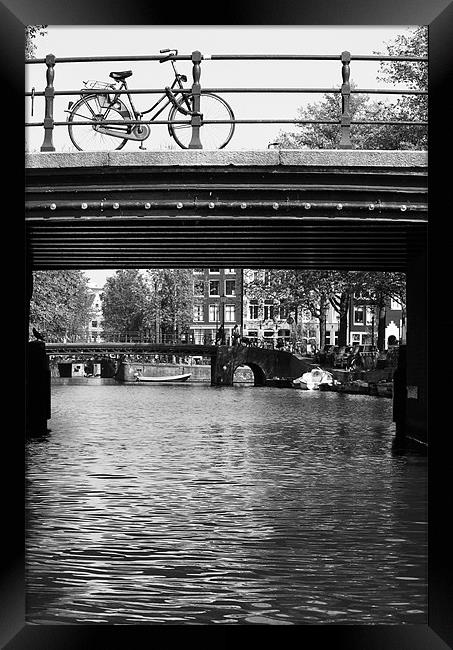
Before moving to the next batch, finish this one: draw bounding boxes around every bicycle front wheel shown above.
[67,95,131,152]
[168,92,235,150]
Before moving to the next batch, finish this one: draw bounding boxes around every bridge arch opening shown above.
[233,363,266,387]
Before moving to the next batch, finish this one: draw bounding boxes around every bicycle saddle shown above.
[109,70,133,81]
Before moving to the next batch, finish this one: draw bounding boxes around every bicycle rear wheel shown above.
[168,92,235,150]
[67,95,131,151]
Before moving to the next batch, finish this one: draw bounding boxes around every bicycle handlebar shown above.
[159,48,178,63]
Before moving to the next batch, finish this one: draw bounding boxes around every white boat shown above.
[292,367,336,390]
[134,372,191,383]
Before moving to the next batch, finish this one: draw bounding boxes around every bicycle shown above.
[66,49,235,151]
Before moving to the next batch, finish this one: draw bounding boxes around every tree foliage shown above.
[246,269,406,348]
[29,271,94,340]
[101,270,151,335]
[146,269,193,338]
[25,25,47,59]
[275,27,427,150]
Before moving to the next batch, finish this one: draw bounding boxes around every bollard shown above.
[188,50,203,149]
[339,51,352,150]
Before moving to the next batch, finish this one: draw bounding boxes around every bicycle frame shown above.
[92,59,192,141]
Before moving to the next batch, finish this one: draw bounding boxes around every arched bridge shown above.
[213,345,312,386]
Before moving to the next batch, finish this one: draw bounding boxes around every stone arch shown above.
[234,362,266,387]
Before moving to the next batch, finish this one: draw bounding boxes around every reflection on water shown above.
[26,380,427,624]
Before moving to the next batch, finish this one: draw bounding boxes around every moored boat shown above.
[134,372,191,383]
[292,367,337,390]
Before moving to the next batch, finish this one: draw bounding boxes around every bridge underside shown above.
[25,150,427,272]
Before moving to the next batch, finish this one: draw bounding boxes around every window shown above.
[247,330,258,337]
[194,280,204,296]
[224,304,236,322]
[225,280,236,296]
[193,328,204,344]
[248,301,259,320]
[355,289,372,300]
[354,307,365,324]
[91,320,98,328]
[193,268,203,274]
[278,306,288,320]
[263,301,275,321]
[209,280,220,296]
[263,330,274,338]
[390,298,401,310]
[302,309,312,321]
[193,305,203,322]
[264,271,272,286]
[209,268,220,274]
[209,304,220,322]
[366,307,374,325]
[225,268,235,274]
[351,333,362,344]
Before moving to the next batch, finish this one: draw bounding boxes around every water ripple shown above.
[26,382,427,624]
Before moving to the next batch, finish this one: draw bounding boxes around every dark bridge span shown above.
[26,150,426,271]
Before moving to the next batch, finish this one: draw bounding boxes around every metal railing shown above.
[25,50,427,151]
[42,331,192,344]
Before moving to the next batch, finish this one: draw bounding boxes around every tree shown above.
[101,270,151,338]
[245,269,337,348]
[145,269,193,341]
[29,271,94,341]
[245,268,406,350]
[25,25,47,59]
[274,27,427,150]
[327,271,370,346]
[358,271,406,350]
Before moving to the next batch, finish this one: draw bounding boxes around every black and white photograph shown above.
[4,6,451,646]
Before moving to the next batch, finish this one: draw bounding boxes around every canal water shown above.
[25,379,427,625]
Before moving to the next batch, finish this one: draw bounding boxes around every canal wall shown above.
[115,361,253,383]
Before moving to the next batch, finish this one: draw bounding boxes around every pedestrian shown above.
[215,324,226,345]
[232,323,241,346]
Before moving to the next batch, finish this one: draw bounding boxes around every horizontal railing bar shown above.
[25,118,428,127]
[25,54,428,65]
[24,87,427,97]
[208,54,427,62]
[25,54,194,64]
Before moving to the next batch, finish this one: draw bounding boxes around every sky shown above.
[26,25,420,287]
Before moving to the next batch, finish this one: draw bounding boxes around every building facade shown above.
[189,268,243,345]
[87,286,104,342]
[348,293,405,348]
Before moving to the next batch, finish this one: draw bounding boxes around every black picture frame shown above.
[4,0,452,647]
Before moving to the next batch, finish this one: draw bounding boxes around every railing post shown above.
[339,51,352,150]
[40,54,56,152]
[188,50,203,149]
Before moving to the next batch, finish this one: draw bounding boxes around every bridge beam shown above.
[26,150,427,271]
